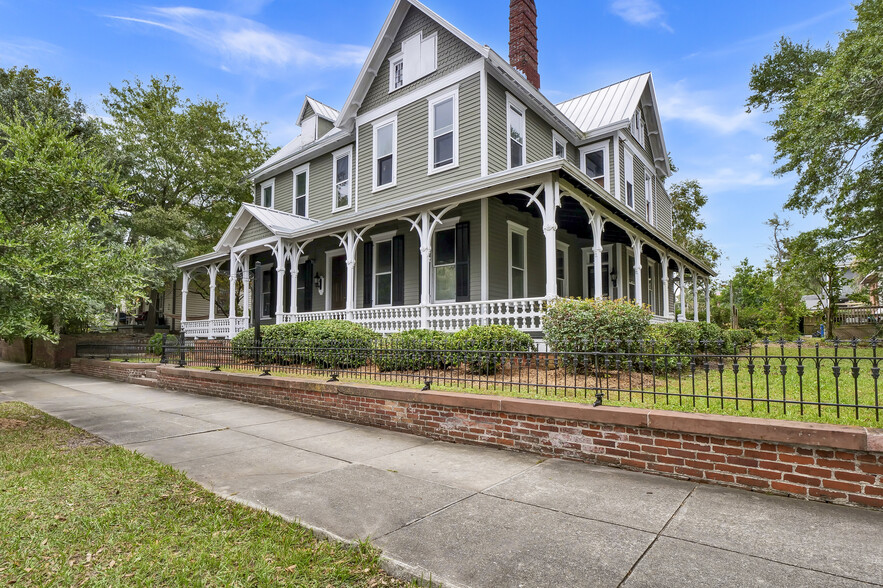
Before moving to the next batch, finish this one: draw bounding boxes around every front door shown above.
[330,254,347,310]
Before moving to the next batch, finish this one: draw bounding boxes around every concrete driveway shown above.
[1,361,880,588]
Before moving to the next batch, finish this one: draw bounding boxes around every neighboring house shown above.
[174,0,716,339]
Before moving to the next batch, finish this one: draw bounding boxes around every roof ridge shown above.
[555,71,651,107]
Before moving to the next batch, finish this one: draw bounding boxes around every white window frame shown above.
[631,107,645,148]
[292,164,309,217]
[296,256,309,312]
[325,248,346,311]
[556,240,569,297]
[624,148,635,210]
[579,141,610,191]
[389,54,404,92]
[644,171,654,225]
[552,130,567,160]
[506,93,527,170]
[507,220,528,299]
[372,115,397,192]
[331,145,353,212]
[387,31,437,93]
[372,234,395,307]
[259,178,275,209]
[647,259,658,314]
[582,244,615,299]
[259,261,276,318]
[431,219,460,303]
[427,88,459,174]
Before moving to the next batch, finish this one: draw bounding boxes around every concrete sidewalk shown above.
[1,361,880,588]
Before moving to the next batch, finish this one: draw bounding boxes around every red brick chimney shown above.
[509,0,540,89]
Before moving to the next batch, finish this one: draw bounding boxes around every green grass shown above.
[0,402,406,587]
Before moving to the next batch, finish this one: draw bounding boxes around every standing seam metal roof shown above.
[555,73,650,133]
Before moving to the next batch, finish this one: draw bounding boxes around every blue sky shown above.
[0,0,856,277]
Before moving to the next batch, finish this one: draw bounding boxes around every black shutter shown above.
[303,260,313,312]
[363,241,373,308]
[455,221,470,302]
[392,235,405,306]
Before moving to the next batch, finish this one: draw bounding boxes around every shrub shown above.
[146,333,178,356]
[374,329,454,372]
[725,328,756,350]
[543,298,652,353]
[231,327,256,359]
[260,320,378,368]
[449,324,535,374]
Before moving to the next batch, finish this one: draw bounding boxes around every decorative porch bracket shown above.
[401,203,458,328]
[509,176,561,300]
[332,226,374,320]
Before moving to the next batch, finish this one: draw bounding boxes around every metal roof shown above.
[556,73,650,134]
[296,96,340,126]
[240,203,318,234]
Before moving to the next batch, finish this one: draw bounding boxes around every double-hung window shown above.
[645,172,654,225]
[508,221,528,299]
[552,131,567,159]
[556,241,569,297]
[388,31,437,92]
[580,142,608,190]
[507,95,526,169]
[391,57,404,90]
[433,228,457,302]
[624,148,635,209]
[292,165,308,217]
[428,90,458,172]
[373,117,396,190]
[332,147,352,211]
[373,239,393,306]
[260,178,274,208]
[631,108,645,148]
[261,267,273,318]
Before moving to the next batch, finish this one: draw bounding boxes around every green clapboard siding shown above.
[359,6,480,116]
[525,108,553,164]
[356,73,481,211]
[236,217,273,246]
[486,74,507,174]
[271,168,294,214]
[306,152,335,221]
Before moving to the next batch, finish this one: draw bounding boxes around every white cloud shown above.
[609,0,672,32]
[0,38,60,64]
[657,81,763,135]
[104,7,368,73]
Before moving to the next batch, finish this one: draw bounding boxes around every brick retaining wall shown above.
[71,358,883,509]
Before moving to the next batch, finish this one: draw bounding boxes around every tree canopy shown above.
[747,0,883,273]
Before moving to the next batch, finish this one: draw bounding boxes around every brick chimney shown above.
[509,0,540,89]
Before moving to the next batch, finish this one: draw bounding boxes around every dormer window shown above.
[388,31,437,92]
[631,107,645,148]
[260,178,274,208]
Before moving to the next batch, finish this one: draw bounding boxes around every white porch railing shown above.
[184,296,692,338]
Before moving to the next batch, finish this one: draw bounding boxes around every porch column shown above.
[275,265,286,323]
[420,243,431,329]
[543,179,559,300]
[630,235,643,306]
[229,253,238,339]
[207,265,218,322]
[591,216,603,300]
[677,261,687,321]
[180,270,190,324]
[660,254,670,318]
[693,272,699,322]
[705,278,711,323]
[241,255,251,322]
[289,264,298,315]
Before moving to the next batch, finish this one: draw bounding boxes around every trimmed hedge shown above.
[374,329,454,372]
[544,298,652,353]
[147,333,178,356]
[232,321,378,368]
[449,324,535,374]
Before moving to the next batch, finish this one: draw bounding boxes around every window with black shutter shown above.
[455,221,470,301]
[392,235,405,306]
[363,242,373,307]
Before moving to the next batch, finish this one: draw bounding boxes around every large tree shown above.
[747,0,883,273]
[101,76,274,331]
[668,178,722,269]
[0,109,149,341]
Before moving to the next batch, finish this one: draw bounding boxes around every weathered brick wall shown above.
[70,359,883,509]
[71,358,156,383]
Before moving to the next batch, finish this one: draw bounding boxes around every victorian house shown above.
[174,0,716,339]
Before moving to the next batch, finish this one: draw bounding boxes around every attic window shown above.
[388,31,437,93]
[631,108,645,148]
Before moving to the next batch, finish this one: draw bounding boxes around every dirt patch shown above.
[63,435,109,450]
[0,418,27,430]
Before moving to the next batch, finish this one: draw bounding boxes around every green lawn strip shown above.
[0,402,405,587]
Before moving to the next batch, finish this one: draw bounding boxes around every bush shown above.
[146,333,178,356]
[231,327,256,358]
[374,329,454,371]
[726,328,756,350]
[543,298,652,353]
[261,320,378,368]
[449,324,535,374]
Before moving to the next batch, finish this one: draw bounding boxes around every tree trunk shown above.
[145,288,159,335]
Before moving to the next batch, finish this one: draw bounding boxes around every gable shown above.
[302,102,316,120]
[358,5,481,116]
[236,217,273,246]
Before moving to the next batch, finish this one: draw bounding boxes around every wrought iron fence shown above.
[76,338,882,425]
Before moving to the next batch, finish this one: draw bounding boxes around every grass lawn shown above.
[0,402,405,587]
